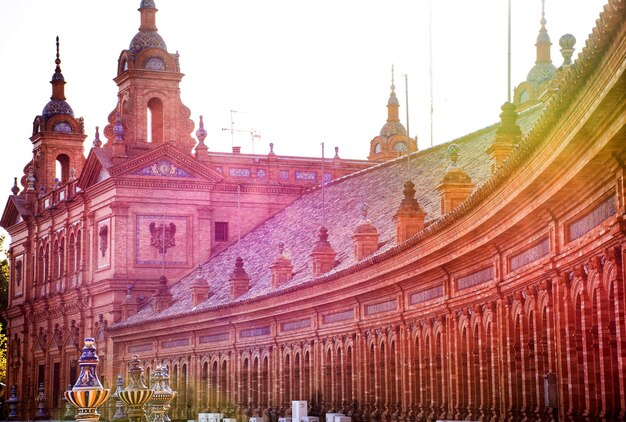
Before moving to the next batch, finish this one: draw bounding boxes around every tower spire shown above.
[535,0,552,65]
[51,36,66,101]
[386,64,400,123]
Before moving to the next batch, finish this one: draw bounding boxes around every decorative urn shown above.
[64,338,111,421]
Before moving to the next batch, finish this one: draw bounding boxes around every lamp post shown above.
[64,338,111,421]
[118,354,153,422]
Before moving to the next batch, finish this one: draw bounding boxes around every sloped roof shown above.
[116,105,543,327]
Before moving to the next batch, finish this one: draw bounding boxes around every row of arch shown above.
[124,248,624,421]
[35,227,82,295]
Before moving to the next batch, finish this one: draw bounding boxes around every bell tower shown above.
[102,0,195,158]
[28,37,86,194]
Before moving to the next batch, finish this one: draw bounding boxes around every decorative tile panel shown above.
[53,121,73,133]
[143,56,166,71]
[128,343,153,353]
[568,195,616,241]
[410,285,444,305]
[135,215,189,265]
[323,309,353,324]
[135,160,193,178]
[256,169,266,178]
[281,318,311,332]
[229,168,251,177]
[509,238,550,272]
[240,326,270,338]
[456,267,493,290]
[199,332,230,343]
[365,299,397,316]
[161,338,190,348]
[295,171,317,181]
[323,173,332,183]
[279,170,289,179]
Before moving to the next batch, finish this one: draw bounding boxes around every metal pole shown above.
[321,142,325,228]
[508,0,512,103]
[404,74,411,180]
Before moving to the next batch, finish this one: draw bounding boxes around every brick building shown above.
[2,0,626,421]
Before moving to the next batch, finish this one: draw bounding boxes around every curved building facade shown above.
[2,1,626,421]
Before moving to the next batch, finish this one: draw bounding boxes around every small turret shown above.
[270,242,293,288]
[393,180,425,243]
[229,257,250,298]
[437,144,474,214]
[311,227,337,276]
[352,204,379,261]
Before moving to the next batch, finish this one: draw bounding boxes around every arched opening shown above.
[252,356,259,409]
[242,358,249,408]
[303,351,310,402]
[56,154,70,183]
[210,361,218,410]
[220,360,228,407]
[262,356,269,407]
[324,349,332,406]
[346,346,353,406]
[284,354,291,406]
[147,97,164,143]
[202,362,209,410]
[336,348,343,405]
[368,344,375,407]
[294,352,301,400]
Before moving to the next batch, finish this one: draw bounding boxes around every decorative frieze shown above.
[410,285,444,305]
[161,338,190,348]
[509,237,550,272]
[128,343,152,353]
[229,168,251,177]
[323,309,354,324]
[240,326,270,338]
[136,160,193,178]
[199,333,230,343]
[568,195,616,241]
[365,299,397,316]
[281,318,311,332]
[457,266,493,290]
[295,171,316,181]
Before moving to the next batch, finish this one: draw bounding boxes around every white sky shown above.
[0,0,607,201]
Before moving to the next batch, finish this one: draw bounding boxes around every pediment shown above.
[108,144,223,183]
[77,148,111,191]
[0,196,29,229]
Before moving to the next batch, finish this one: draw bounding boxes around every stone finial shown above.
[35,383,50,419]
[111,375,127,421]
[191,265,211,306]
[195,115,209,161]
[39,185,46,197]
[69,168,77,181]
[438,144,474,214]
[230,257,251,298]
[311,226,337,276]
[334,146,340,159]
[393,180,425,243]
[6,384,21,420]
[559,34,576,66]
[268,142,275,156]
[196,115,208,144]
[26,167,36,191]
[53,178,61,190]
[113,113,124,142]
[153,275,172,312]
[353,203,379,261]
[122,285,139,319]
[270,241,293,288]
[486,102,521,173]
[93,126,102,148]
[11,177,19,195]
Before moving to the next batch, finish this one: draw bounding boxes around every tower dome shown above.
[525,0,556,84]
[379,67,406,137]
[129,0,167,53]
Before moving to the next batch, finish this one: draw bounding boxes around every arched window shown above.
[242,357,249,407]
[147,98,164,143]
[56,154,70,183]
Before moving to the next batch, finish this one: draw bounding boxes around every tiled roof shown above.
[115,105,544,327]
